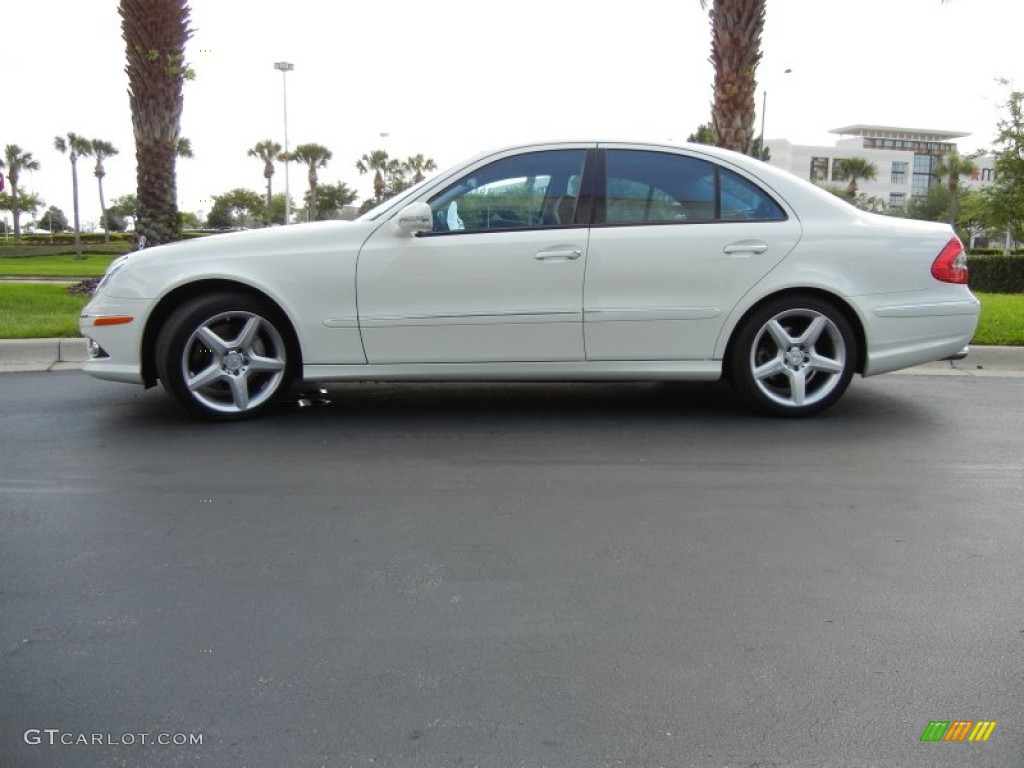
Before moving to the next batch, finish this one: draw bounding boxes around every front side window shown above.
[603,150,785,225]
[427,150,585,233]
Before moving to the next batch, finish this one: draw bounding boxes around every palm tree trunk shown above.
[136,139,181,245]
[71,158,83,259]
[97,176,110,243]
[265,175,273,227]
[11,185,21,242]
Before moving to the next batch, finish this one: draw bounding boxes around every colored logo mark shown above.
[921,720,997,742]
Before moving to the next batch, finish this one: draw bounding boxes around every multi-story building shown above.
[766,125,996,209]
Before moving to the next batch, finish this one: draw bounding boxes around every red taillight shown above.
[931,237,968,284]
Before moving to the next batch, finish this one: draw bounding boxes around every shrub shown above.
[968,254,1024,293]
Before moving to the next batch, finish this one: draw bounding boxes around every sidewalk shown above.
[2,338,1023,376]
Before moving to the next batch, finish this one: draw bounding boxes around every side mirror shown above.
[393,202,433,236]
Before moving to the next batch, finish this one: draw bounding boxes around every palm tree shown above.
[54,132,93,258]
[839,157,878,199]
[90,139,119,243]
[356,150,394,203]
[933,150,979,227]
[248,140,283,225]
[700,0,765,154]
[403,154,438,184]
[119,0,193,246]
[176,137,194,159]
[290,143,332,221]
[0,145,41,242]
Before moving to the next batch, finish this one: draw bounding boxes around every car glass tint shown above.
[720,168,786,221]
[605,150,715,224]
[427,150,586,233]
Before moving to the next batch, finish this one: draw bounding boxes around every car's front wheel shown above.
[730,295,857,417]
[155,293,295,420]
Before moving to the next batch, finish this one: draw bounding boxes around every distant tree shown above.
[403,154,438,184]
[247,140,283,225]
[207,188,265,229]
[179,210,201,229]
[176,137,194,159]
[933,149,979,227]
[289,143,332,221]
[90,139,119,242]
[356,149,389,203]
[101,208,128,232]
[54,132,93,257]
[0,144,41,241]
[897,183,950,222]
[984,85,1024,250]
[266,192,293,225]
[815,183,886,214]
[1,191,45,224]
[40,205,69,232]
[748,135,770,162]
[700,0,765,153]
[305,181,358,220]
[687,123,715,144]
[119,0,194,246]
[835,157,877,199]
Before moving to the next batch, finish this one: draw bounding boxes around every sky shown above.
[1,0,1021,228]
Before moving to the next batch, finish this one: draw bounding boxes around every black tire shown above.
[155,292,296,420]
[729,295,857,417]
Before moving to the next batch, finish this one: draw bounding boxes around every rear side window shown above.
[602,150,785,225]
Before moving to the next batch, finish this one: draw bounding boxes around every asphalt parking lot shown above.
[1,369,1022,767]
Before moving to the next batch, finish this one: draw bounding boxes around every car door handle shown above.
[535,248,582,261]
[723,241,768,256]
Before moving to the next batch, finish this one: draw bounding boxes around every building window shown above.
[831,159,849,182]
[889,193,906,208]
[891,161,908,185]
[810,157,828,182]
[912,154,935,197]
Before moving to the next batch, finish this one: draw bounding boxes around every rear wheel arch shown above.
[723,288,867,382]
[141,280,302,388]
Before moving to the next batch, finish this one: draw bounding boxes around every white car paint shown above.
[80,140,980,418]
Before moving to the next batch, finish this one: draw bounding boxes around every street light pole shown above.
[274,61,294,225]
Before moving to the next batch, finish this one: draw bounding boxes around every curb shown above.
[1,339,1023,376]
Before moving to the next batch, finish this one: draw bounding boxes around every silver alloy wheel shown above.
[748,308,847,408]
[180,310,287,414]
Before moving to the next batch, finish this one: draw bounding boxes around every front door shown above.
[357,148,592,364]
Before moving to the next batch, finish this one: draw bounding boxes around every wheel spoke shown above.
[808,351,844,374]
[753,355,787,380]
[766,319,793,350]
[247,353,286,373]
[226,374,250,411]
[795,315,827,346]
[233,316,262,351]
[788,368,807,405]
[187,363,225,392]
[197,326,229,355]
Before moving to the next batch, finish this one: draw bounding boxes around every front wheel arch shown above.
[141,280,302,388]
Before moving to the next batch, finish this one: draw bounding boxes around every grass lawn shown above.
[0,253,121,277]
[0,284,91,338]
[972,292,1024,346]
[1,283,1022,345]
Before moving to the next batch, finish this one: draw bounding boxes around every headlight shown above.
[94,255,130,294]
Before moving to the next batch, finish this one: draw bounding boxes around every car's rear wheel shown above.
[155,293,295,420]
[730,295,856,417]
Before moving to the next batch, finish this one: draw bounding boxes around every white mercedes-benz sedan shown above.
[80,141,979,420]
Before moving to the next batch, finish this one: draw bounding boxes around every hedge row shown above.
[967,255,1024,293]
[12,232,135,246]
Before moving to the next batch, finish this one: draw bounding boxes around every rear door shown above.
[583,146,802,360]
